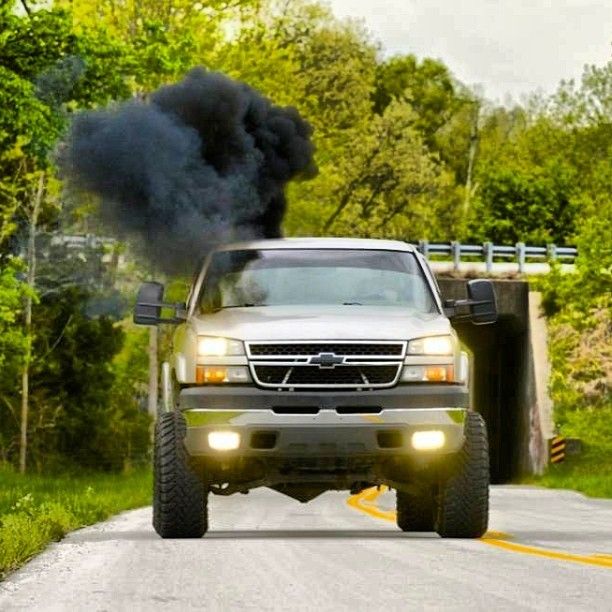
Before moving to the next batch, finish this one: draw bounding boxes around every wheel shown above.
[153,411,208,538]
[396,489,435,532]
[435,411,489,538]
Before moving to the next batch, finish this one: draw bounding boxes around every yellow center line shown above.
[347,487,612,569]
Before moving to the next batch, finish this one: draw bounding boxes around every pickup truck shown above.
[134,238,497,538]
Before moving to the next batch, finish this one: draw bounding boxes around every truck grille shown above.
[248,342,404,357]
[246,341,405,389]
[254,365,400,386]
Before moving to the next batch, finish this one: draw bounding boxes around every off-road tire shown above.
[396,489,435,532]
[435,411,489,538]
[153,411,208,538]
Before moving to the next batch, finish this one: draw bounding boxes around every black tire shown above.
[153,411,208,538]
[396,489,435,532]
[435,411,489,538]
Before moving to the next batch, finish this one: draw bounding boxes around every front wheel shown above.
[396,489,435,532]
[153,411,208,538]
[435,412,489,538]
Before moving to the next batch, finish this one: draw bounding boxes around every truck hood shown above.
[191,305,451,341]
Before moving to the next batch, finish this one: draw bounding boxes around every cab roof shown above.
[214,237,417,253]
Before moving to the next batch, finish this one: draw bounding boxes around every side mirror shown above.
[134,282,165,325]
[444,279,497,325]
[467,279,497,325]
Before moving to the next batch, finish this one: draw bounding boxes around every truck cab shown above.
[135,238,497,538]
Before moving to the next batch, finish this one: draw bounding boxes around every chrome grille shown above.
[248,342,404,357]
[246,341,405,389]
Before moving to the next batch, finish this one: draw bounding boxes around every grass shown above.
[525,456,612,499]
[0,465,152,579]
[523,406,612,499]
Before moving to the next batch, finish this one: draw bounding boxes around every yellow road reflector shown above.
[550,436,566,464]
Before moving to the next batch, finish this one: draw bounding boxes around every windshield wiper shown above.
[342,301,363,305]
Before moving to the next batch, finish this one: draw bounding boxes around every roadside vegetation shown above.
[0,466,151,578]
[0,0,609,569]
[532,207,612,498]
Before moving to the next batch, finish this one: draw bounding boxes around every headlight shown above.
[408,335,453,356]
[197,336,245,356]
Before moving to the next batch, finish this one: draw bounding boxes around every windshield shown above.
[199,249,437,313]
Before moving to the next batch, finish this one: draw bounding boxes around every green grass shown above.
[525,457,612,499]
[0,466,152,579]
[523,406,612,499]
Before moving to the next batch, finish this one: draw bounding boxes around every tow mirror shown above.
[134,282,186,325]
[444,279,497,325]
[467,279,497,325]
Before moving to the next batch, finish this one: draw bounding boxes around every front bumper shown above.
[180,384,468,458]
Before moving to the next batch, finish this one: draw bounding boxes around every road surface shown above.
[0,486,610,610]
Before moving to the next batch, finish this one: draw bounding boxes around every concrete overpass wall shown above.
[438,278,553,482]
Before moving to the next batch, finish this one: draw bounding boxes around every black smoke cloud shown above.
[59,68,317,274]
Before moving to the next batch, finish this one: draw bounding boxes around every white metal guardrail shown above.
[40,234,578,275]
[412,240,578,274]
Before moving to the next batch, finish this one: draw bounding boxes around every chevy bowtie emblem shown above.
[309,353,345,368]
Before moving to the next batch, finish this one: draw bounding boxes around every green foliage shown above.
[535,195,611,496]
[0,258,30,369]
[373,54,463,146]
[0,466,151,577]
[310,101,453,240]
[27,288,150,471]
[470,161,578,244]
[470,62,612,245]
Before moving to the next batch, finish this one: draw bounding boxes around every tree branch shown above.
[20,0,31,17]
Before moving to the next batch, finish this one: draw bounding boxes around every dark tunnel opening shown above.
[438,278,531,483]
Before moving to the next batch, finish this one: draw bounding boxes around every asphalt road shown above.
[0,486,610,611]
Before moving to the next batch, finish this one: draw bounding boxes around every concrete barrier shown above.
[438,278,554,480]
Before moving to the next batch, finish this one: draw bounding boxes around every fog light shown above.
[208,431,240,451]
[411,430,445,450]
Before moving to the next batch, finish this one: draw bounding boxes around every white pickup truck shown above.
[134,238,497,538]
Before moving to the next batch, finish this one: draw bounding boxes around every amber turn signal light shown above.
[196,366,227,383]
[424,366,454,382]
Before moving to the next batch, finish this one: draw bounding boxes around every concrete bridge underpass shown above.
[438,278,553,483]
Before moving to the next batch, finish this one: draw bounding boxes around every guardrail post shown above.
[516,242,526,274]
[483,242,493,273]
[451,241,460,272]
[547,243,557,261]
[418,239,429,258]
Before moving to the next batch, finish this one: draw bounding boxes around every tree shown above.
[318,101,453,240]
[0,2,148,471]
[469,160,579,245]
[373,54,462,148]
[19,173,45,473]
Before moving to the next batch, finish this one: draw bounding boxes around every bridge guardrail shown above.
[413,240,578,274]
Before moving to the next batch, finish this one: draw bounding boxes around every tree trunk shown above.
[19,174,44,474]
[463,102,480,216]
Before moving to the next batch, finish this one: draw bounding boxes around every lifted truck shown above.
[135,238,497,538]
